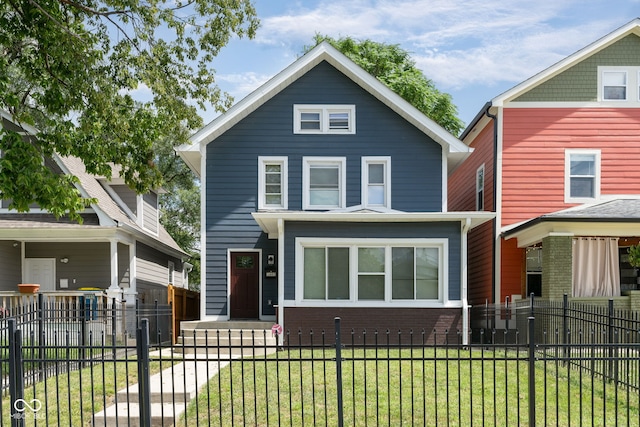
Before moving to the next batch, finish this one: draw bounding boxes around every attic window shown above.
[294,105,355,134]
[602,71,627,100]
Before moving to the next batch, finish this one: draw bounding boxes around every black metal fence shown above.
[2,296,640,426]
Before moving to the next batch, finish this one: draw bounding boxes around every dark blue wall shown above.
[205,61,446,316]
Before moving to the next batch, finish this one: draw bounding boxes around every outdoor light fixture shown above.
[60,257,69,264]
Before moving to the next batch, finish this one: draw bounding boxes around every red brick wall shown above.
[284,307,462,345]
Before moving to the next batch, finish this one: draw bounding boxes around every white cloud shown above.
[253,0,630,90]
[217,72,273,99]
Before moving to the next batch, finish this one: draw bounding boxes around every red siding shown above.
[500,238,525,301]
[501,107,640,227]
[450,120,497,304]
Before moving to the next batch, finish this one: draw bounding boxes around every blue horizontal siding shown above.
[205,61,447,316]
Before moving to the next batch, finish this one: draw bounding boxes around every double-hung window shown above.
[258,157,288,209]
[297,238,445,304]
[565,149,600,203]
[294,105,355,134]
[597,67,640,103]
[362,157,391,208]
[602,70,627,100]
[303,157,345,210]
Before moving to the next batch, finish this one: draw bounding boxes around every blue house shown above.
[178,42,493,342]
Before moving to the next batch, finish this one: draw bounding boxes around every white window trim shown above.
[361,156,391,209]
[258,156,288,210]
[564,149,601,204]
[294,104,356,134]
[476,164,485,211]
[168,260,175,285]
[294,237,449,308]
[302,157,346,210]
[597,66,640,105]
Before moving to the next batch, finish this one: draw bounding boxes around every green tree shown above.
[0,0,258,220]
[155,135,201,289]
[307,35,464,136]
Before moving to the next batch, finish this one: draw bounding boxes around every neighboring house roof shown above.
[462,18,640,140]
[493,18,640,106]
[0,110,186,258]
[57,155,186,256]
[179,41,472,176]
[503,198,640,247]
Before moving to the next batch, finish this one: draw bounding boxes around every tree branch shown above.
[57,0,131,17]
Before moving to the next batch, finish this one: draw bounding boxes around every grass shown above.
[0,350,172,426]
[182,347,640,427]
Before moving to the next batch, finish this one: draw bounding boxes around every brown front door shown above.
[230,252,260,319]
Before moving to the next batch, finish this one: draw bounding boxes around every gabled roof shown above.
[462,18,640,140]
[0,109,186,257]
[494,18,640,106]
[179,41,471,177]
[56,155,186,256]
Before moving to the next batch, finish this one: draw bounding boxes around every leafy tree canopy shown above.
[0,0,258,220]
[155,135,201,288]
[306,35,464,136]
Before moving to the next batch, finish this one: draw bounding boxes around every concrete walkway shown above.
[93,351,231,426]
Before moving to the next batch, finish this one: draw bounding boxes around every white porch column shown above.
[109,239,119,290]
[123,242,137,306]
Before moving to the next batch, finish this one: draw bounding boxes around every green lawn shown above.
[182,347,640,427]
[1,354,170,426]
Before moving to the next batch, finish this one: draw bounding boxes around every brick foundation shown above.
[283,307,462,345]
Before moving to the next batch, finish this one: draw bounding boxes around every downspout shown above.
[485,105,499,304]
[461,217,472,346]
[277,218,285,346]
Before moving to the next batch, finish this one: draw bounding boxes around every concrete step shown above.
[93,402,186,427]
[180,320,275,330]
[94,359,229,426]
[176,321,279,356]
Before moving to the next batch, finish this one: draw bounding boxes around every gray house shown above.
[179,42,493,341]
[0,110,188,304]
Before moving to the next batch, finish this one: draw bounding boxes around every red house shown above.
[449,18,640,313]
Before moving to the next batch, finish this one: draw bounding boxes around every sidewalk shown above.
[93,351,231,426]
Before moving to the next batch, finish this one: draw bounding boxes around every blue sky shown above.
[203,1,640,128]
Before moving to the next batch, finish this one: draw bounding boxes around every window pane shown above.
[358,248,385,272]
[328,248,350,299]
[571,177,594,198]
[309,166,339,206]
[265,164,281,173]
[369,164,384,184]
[300,112,321,130]
[266,173,281,184]
[570,155,595,176]
[309,189,339,206]
[604,87,626,100]
[367,186,385,205]
[310,167,339,186]
[265,195,282,205]
[603,71,626,86]
[358,275,385,300]
[329,112,349,130]
[416,248,439,299]
[304,248,326,299]
[392,247,414,299]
